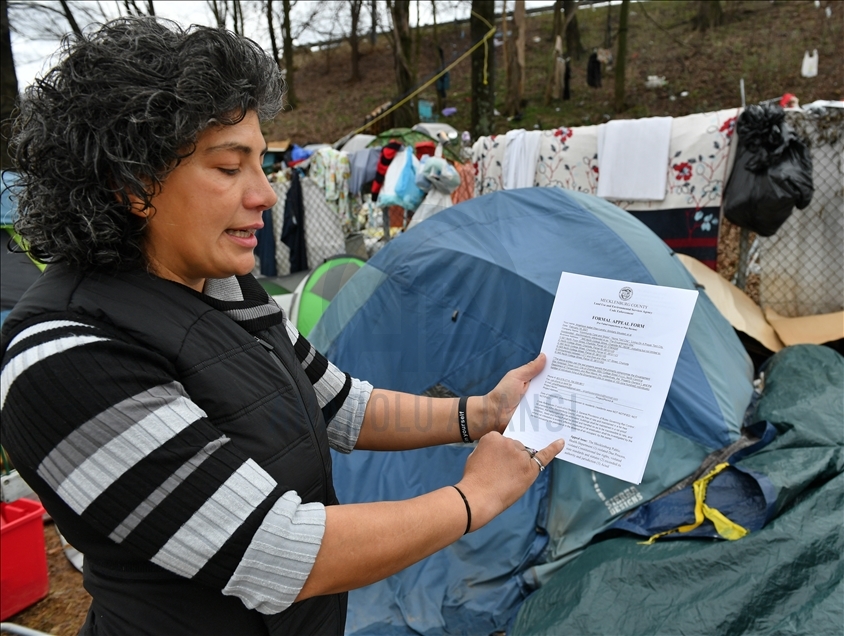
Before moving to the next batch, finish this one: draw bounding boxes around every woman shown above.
[0,17,563,635]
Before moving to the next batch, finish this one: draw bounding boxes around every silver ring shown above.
[524,447,537,458]
[531,456,545,472]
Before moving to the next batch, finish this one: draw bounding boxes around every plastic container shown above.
[1,498,49,620]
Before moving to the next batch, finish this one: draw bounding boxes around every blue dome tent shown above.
[310,188,755,635]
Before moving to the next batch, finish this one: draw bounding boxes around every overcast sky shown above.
[10,0,567,90]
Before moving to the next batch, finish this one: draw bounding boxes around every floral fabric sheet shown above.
[472,109,740,269]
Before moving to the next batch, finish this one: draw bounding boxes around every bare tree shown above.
[266,0,280,68]
[58,0,83,36]
[1,0,18,169]
[123,0,155,17]
[389,0,415,127]
[7,1,111,44]
[207,0,228,29]
[470,0,494,138]
[281,0,297,107]
[502,0,525,118]
[614,0,630,112]
[369,0,377,45]
[348,0,365,82]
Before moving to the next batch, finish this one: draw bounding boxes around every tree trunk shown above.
[470,0,495,139]
[146,0,155,16]
[694,0,723,32]
[282,0,297,108]
[370,0,377,45]
[550,0,561,42]
[413,0,420,91]
[208,0,227,28]
[432,0,443,114]
[59,0,83,36]
[390,0,415,128]
[1,0,18,170]
[563,0,584,60]
[350,0,363,82]
[232,0,243,36]
[503,1,525,118]
[614,0,630,112]
[543,1,562,105]
[266,1,281,70]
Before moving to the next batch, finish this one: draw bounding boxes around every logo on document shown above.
[618,286,633,301]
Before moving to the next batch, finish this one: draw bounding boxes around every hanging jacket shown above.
[281,170,308,273]
[587,52,602,88]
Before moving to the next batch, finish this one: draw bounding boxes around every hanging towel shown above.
[597,117,673,201]
[502,129,543,189]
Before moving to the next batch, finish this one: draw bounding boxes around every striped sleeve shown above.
[284,319,372,454]
[0,317,326,615]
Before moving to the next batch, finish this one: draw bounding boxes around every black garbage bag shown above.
[724,103,813,236]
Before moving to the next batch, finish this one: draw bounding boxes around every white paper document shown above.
[506,273,698,484]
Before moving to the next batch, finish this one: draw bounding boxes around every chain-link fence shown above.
[737,107,844,318]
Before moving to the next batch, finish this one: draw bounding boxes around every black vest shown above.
[2,265,346,636]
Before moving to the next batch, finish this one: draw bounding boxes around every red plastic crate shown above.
[0,498,50,620]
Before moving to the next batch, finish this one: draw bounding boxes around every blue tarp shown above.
[312,188,754,634]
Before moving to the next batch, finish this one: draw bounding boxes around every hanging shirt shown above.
[310,148,352,223]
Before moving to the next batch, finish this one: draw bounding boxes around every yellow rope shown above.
[348,15,496,137]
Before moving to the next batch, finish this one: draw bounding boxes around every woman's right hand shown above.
[455,433,565,532]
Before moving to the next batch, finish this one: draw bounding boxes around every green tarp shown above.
[513,345,844,636]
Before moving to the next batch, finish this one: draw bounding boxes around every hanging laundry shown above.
[801,49,818,78]
[310,147,351,224]
[348,148,381,196]
[451,162,476,205]
[370,141,403,197]
[502,129,543,189]
[281,171,308,273]
[587,51,602,88]
[255,208,276,276]
[596,117,673,201]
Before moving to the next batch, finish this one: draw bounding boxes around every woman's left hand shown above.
[468,353,546,439]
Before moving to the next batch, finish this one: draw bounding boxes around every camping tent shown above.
[309,187,754,634]
[287,255,365,337]
[513,344,843,636]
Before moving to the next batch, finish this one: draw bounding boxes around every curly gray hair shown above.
[10,17,284,270]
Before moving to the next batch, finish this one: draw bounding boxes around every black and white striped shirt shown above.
[0,275,372,615]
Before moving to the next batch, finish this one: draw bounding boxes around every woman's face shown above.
[139,111,277,291]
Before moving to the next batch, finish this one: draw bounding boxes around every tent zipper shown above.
[254,336,330,493]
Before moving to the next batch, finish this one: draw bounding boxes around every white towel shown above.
[597,117,672,201]
[502,129,543,189]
